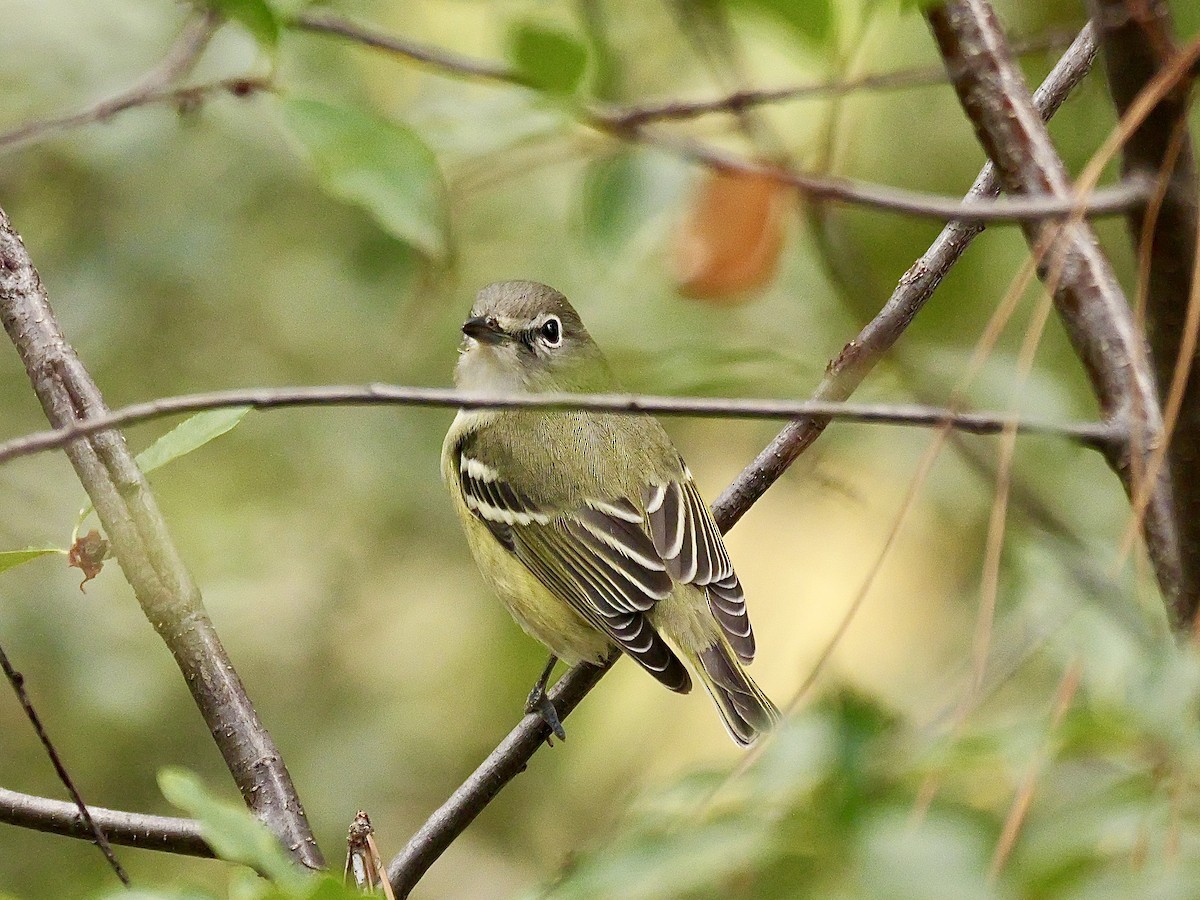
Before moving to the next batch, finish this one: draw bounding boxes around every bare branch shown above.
[0,206,324,868]
[0,643,129,883]
[292,10,528,86]
[0,77,271,153]
[926,0,1184,624]
[1088,0,1200,626]
[0,385,1119,468]
[0,9,242,153]
[591,67,955,129]
[295,8,1075,127]
[385,28,1102,896]
[0,787,210,858]
[590,123,1151,223]
[291,9,1146,226]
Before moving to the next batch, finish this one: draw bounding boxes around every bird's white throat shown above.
[455,340,529,394]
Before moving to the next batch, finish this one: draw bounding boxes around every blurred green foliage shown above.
[0,0,1197,898]
[506,23,589,96]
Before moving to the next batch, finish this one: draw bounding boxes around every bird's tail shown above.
[688,640,779,747]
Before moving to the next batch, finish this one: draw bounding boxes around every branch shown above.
[0,644,129,883]
[0,386,1119,468]
[1088,0,1200,626]
[292,10,528,86]
[0,787,210,858]
[385,27,1104,897]
[589,123,1151,223]
[0,77,271,152]
[0,207,324,868]
[0,9,238,153]
[295,8,1075,127]
[291,9,1147,226]
[926,0,1184,625]
[386,656,614,896]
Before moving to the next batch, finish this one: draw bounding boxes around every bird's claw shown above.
[525,684,566,743]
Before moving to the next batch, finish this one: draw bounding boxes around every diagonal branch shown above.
[384,26,1102,897]
[1087,0,1200,626]
[0,786,210,858]
[0,205,324,868]
[925,0,1184,625]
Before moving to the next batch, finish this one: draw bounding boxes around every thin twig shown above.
[292,9,1145,226]
[292,10,528,85]
[0,643,130,883]
[595,123,1150,223]
[0,786,210,858]
[0,9,240,153]
[0,77,271,152]
[296,7,1074,128]
[0,206,324,868]
[0,385,1119,468]
[927,0,1184,625]
[384,28,1103,897]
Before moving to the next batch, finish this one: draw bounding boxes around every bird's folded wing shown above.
[457,450,691,692]
[643,474,756,663]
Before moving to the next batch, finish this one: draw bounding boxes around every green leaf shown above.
[158,768,308,891]
[581,151,646,251]
[283,98,450,261]
[135,407,251,475]
[506,22,588,95]
[0,548,66,575]
[729,0,833,45]
[78,407,250,526]
[207,0,280,50]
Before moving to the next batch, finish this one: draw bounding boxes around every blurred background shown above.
[1,0,1199,897]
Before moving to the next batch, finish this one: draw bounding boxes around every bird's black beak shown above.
[462,315,509,345]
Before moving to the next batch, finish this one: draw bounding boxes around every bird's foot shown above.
[525,683,566,744]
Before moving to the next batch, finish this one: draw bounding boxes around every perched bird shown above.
[442,280,778,745]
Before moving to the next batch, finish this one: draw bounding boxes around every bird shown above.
[441,280,778,746]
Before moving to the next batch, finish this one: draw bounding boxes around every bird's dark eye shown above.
[539,316,562,347]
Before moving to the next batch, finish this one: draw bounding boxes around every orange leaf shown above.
[672,167,791,302]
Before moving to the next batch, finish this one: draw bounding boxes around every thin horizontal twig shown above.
[0,384,1120,468]
[296,7,1075,128]
[0,786,211,858]
[0,77,272,153]
[591,123,1152,222]
[593,27,1080,128]
[294,9,1148,226]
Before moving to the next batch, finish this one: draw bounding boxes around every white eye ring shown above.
[539,315,563,348]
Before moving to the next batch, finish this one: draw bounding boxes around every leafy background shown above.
[1,0,1198,897]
